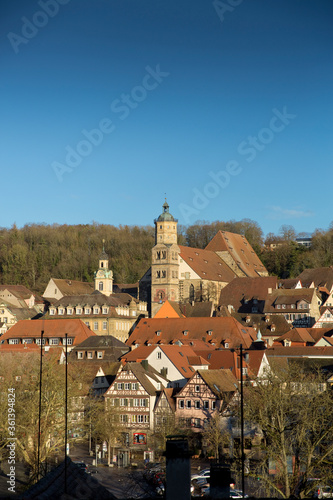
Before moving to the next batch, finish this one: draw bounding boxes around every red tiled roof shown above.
[0,318,96,348]
[205,231,268,277]
[179,245,236,282]
[218,276,278,311]
[297,267,333,292]
[127,317,256,349]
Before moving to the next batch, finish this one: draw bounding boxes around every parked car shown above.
[191,469,210,481]
[73,461,88,473]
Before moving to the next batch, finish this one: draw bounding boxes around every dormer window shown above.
[49,309,55,316]
[84,308,91,314]
[102,307,108,314]
[58,308,64,315]
[76,307,82,315]
[93,307,99,314]
[183,330,188,336]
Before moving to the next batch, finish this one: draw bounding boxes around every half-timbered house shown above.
[175,369,238,431]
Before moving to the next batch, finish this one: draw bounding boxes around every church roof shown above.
[154,200,178,222]
[205,230,267,277]
[179,245,236,282]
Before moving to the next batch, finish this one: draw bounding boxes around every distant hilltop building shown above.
[139,200,268,316]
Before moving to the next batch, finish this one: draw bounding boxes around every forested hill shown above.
[0,220,332,295]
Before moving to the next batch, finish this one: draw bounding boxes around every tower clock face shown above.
[98,271,104,277]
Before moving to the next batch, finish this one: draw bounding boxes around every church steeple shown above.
[154,198,178,245]
[94,240,113,296]
[151,200,180,316]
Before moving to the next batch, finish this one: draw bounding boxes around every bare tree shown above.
[244,360,333,498]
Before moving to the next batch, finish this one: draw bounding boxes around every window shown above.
[67,308,73,315]
[137,415,144,423]
[179,400,184,409]
[194,400,200,409]
[120,415,128,423]
[76,307,82,314]
[124,383,131,390]
[23,339,33,344]
[49,309,55,315]
[9,339,20,344]
[58,308,64,315]
[102,307,108,314]
[133,399,140,407]
[102,321,107,330]
[156,271,160,278]
[195,385,200,392]
[162,270,166,278]
[120,398,128,406]
[85,321,90,328]
[84,308,91,314]
[63,338,73,345]
[77,352,83,359]
[140,399,147,407]
[50,338,59,345]
[99,282,103,291]
[132,383,138,390]
[87,352,93,359]
[35,338,46,345]
[93,308,99,314]
[117,383,124,390]
[157,351,162,359]
[193,418,201,428]
[97,352,103,359]
[204,401,209,409]
[94,322,98,330]
[186,400,191,409]
[212,401,216,410]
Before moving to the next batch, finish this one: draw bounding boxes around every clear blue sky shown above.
[1,0,332,237]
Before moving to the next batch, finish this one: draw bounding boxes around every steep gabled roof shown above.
[264,288,316,313]
[205,231,268,277]
[179,245,236,282]
[198,369,238,395]
[48,279,94,296]
[154,300,184,318]
[297,267,333,293]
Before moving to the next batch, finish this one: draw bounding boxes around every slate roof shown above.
[205,231,268,277]
[126,317,256,349]
[179,245,236,282]
[69,335,129,362]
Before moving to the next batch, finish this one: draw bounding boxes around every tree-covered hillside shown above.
[0,220,332,295]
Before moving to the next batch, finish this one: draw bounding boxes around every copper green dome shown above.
[155,200,178,222]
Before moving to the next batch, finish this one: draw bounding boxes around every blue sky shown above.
[1,0,332,237]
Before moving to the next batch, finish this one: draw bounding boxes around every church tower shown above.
[151,200,180,317]
[94,241,113,296]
